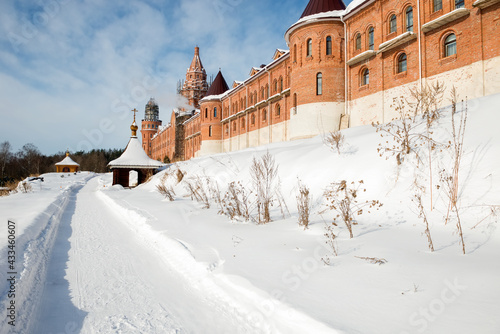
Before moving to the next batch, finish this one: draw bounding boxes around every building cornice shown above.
[421,8,470,33]
[347,50,376,66]
[473,0,500,9]
[377,32,417,53]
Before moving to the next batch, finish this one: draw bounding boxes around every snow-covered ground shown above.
[0,93,499,333]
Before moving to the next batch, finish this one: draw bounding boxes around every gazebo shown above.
[55,151,80,173]
[108,110,165,187]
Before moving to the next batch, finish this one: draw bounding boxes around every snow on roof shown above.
[55,156,80,166]
[108,136,165,169]
[343,0,372,16]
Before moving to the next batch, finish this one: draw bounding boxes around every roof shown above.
[55,156,80,166]
[206,71,230,96]
[300,0,346,18]
[108,136,165,169]
[188,46,205,73]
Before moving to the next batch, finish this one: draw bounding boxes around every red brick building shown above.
[143,0,500,161]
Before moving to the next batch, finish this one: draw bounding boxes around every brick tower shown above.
[285,0,347,139]
[141,98,162,157]
[199,70,230,156]
[180,46,209,108]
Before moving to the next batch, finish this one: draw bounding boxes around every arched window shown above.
[254,91,257,103]
[389,14,397,34]
[326,36,332,55]
[368,27,374,50]
[214,107,217,118]
[455,0,464,8]
[250,93,253,105]
[406,7,414,32]
[273,79,278,93]
[266,84,269,99]
[355,33,361,50]
[397,53,407,73]
[444,33,457,57]
[276,104,281,117]
[307,38,312,57]
[316,73,323,95]
[434,0,442,12]
[233,121,236,132]
[279,77,283,92]
[225,124,229,134]
[263,109,267,121]
[294,44,297,62]
[209,125,212,137]
[241,118,245,129]
[361,68,369,86]
[261,87,265,99]
[251,113,256,125]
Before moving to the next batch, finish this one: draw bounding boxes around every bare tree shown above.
[18,143,42,175]
[296,179,312,229]
[0,141,12,179]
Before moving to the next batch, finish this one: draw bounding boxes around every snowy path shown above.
[30,177,328,333]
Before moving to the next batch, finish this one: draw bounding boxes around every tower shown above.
[141,98,162,157]
[198,70,230,156]
[180,46,209,108]
[285,0,347,139]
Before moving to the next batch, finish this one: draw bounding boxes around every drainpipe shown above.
[417,0,423,90]
[340,15,349,123]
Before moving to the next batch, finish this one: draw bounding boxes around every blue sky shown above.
[0,0,353,155]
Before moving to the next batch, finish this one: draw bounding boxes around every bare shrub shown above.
[439,90,468,254]
[157,184,175,201]
[176,168,185,183]
[184,176,210,209]
[19,180,32,193]
[250,152,279,224]
[220,181,251,221]
[408,81,445,122]
[0,180,17,196]
[322,221,338,265]
[412,180,434,252]
[296,179,312,229]
[208,179,224,213]
[324,180,382,239]
[355,256,387,265]
[324,131,345,154]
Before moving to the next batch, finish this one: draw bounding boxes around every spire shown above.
[206,70,230,96]
[131,108,139,137]
[180,46,209,108]
[300,0,346,18]
[189,46,204,72]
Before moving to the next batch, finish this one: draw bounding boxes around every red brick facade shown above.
[143,0,500,161]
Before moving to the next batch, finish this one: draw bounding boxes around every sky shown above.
[0,0,354,155]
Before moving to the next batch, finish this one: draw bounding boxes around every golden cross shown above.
[132,108,138,122]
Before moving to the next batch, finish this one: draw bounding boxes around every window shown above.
[241,118,245,129]
[263,110,267,121]
[279,77,283,92]
[266,84,269,99]
[209,125,212,137]
[274,79,278,93]
[361,68,369,86]
[434,0,442,12]
[233,121,236,132]
[444,33,457,57]
[276,104,281,117]
[214,107,217,118]
[316,73,323,95]
[455,0,464,8]
[261,87,265,99]
[254,91,257,103]
[294,44,297,62]
[225,125,229,134]
[326,36,332,55]
[368,27,374,50]
[397,53,407,73]
[389,14,397,34]
[406,7,413,32]
[307,38,312,57]
[250,94,253,105]
[355,33,361,50]
[251,113,255,125]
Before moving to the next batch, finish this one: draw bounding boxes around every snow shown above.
[55,155,80,166]
[108,136,165,169]
[0,93,499,333]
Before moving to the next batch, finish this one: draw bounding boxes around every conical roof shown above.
[189,46,205,72]
[206,70,229,96]
[300,0,346,18]
[55,155,79,166]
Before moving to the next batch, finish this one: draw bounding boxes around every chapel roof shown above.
[206,70,230,96]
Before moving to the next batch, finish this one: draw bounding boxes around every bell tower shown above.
[180,46,209,108]
[141,98,162,157]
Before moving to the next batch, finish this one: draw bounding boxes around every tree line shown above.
[0,141,123,186]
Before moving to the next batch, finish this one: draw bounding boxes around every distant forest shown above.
[0,141,123,186]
